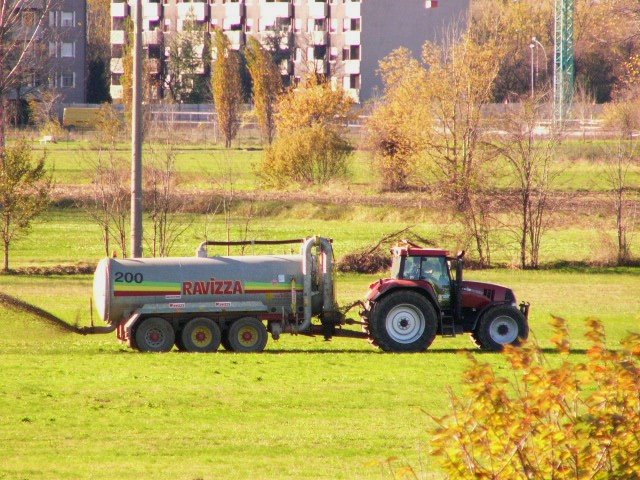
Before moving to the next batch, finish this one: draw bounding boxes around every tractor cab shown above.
[390,245,454,309]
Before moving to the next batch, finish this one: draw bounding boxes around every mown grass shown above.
[31,138,640,193]
[5,206,635,270]
[2,134,639,478]
[1,268,639,479]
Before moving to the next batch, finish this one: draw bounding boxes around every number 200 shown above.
[114,272,143,283]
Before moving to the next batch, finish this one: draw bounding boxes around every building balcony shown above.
[343,59,360,75]
[345,88,359,103]
[143,2,160,20]
[311,30,327,45]
[178,2,207,22]
[110,85,123,99]
[259,1,291,19]
[143,29,162,45]
[344,30,360,45]
[110,30,125,45]
[224,30,243,49]
[224,2,244,17]
[111,2,127,17]
[308,1,328,18]
[110,57,124,74]
[344,1,361,18]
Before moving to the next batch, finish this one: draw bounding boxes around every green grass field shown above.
[29,138,640,193]
[1,134,639,479]
[1,268,639,479]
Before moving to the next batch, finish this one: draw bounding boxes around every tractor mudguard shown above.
[367,280,442,317]
[470,301,515,331]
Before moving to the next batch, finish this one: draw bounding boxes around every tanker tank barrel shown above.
[195,238,306,257]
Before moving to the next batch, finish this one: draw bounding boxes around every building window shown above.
[48,42,57,57]
[349,74,360,89]
[61,72,75,88]
[343,17,360,31]
[61,42,75,58]
[343,45,360,60]
[61,11,74,27]
[49,11,58,27]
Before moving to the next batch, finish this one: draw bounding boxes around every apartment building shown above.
[47,0,87,103]
[11,0,86,105]
[109,0,469,103]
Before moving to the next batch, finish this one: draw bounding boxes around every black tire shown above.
[473,305,529,352]
[174,331,187,351]
[180,317,221,353]
[220,326,233,351]
[226,317,268,353]
[369,291,438,352]
[135,317,175,352]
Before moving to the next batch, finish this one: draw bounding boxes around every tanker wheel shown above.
[135,317,175,353]
[472,305,528,352]
[369,291,437,352]
[180,317,222,353]
[226,317,268,353]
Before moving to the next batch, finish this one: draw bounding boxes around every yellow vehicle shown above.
[62,106,101,130]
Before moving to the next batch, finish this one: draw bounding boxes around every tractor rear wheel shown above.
[368,291,437,352]
[472,305,528,351]
[226,317,268,353]
[135,317,175,352]
[180,317,221,353]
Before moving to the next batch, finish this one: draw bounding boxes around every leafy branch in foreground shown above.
[429,317,640,479]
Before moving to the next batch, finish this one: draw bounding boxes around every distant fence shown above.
[55,102,619,144]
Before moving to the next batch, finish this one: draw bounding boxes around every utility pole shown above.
[530,42,535,98]
[130,0,143,258]
[553,0,575,125]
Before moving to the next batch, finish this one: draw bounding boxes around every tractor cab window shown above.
[402,255,452,306]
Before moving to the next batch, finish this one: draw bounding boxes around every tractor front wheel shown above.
[472,305,528,351]
[368,291,438,352]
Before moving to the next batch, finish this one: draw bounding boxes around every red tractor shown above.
[360,242,530,351]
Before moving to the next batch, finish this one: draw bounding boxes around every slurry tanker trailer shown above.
[93,237,529,353]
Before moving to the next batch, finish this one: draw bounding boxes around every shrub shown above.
[260,124,352,186]
[430,317,640,479]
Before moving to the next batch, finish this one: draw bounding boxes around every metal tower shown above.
[553,0,575,124]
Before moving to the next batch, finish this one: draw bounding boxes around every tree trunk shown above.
[0,99,6,163]
[3,239,9,273]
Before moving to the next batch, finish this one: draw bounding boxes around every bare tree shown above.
[0,0,56,158]
[86,150,130,257]
[144,134,192,257]
[491,94,561,269]
[602,100,640,265]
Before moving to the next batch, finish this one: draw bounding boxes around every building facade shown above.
[109,0,468,103]
[47,0,87,104]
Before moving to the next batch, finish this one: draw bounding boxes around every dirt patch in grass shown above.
[9,263,96,276]
[0,290,81,334]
